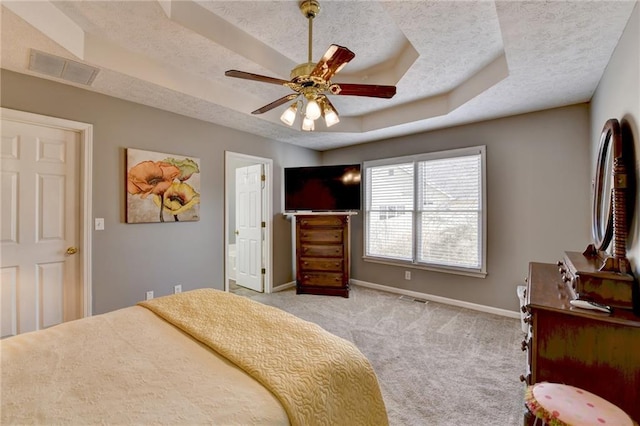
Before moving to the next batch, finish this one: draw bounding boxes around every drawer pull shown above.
[335,262,340,267]
[303,261,308,266]
[303,275,309,280]
[335,277,340,282]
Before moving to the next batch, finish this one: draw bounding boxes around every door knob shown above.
[66,247,78,255]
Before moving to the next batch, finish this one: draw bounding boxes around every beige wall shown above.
[1,70,320,314]
[322,105,592,311]
[591,3,639,277]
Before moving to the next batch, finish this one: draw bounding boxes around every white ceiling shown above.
[1,1,636,151]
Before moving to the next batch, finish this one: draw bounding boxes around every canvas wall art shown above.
[126,148,201,223]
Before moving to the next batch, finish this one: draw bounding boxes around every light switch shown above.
[95,218,105,231]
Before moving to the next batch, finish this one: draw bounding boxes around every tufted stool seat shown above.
[525,382,637,426]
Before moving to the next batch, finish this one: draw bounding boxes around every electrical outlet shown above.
[145,290,154,300]
[94,218,105,231]
[404,271,411,280]
[174,284,182,294]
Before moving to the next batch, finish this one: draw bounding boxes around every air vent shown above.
[28,49,99,86]
[399,295,428,304]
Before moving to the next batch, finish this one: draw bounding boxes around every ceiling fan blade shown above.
[310,45,355,81]
[225,70,290,86]
[332,83,396,99]
[251,93,299,115]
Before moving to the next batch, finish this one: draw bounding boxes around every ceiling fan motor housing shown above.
[290,62,315,79]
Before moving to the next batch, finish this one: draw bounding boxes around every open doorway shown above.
[224,152,272,296]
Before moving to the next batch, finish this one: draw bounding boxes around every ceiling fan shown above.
[224,0,397,131]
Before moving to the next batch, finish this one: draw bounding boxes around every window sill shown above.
[362,256,487,278]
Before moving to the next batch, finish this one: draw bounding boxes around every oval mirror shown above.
[591,119,620,251]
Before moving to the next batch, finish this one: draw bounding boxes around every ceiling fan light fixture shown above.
[304,97,322,120]
[280,102,298,126]
[302,116,315,132]
[324,107,339,127]
[223,0,396,133]
[318,96,339,127]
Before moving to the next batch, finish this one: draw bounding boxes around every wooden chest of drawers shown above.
[522,262,640,424]
[295,214,350,297]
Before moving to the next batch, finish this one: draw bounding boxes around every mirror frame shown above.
[591,119,619,251]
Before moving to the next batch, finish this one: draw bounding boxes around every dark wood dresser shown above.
[295,214,350,297]
[522,262,640,424]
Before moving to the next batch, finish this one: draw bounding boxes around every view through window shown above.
[364,146,486,275]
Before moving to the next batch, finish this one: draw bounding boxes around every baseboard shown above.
[272,281,296,293]
[351,279,520,319]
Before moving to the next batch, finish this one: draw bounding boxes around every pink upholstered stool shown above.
[525,382,637,426]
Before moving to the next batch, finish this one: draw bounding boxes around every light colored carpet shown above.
[248,285,527,426]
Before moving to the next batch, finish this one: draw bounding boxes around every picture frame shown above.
[126,148,200,223]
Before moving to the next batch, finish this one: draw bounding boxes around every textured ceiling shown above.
[1,1,636,151]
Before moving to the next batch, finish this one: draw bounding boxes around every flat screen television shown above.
[284,164,361,212]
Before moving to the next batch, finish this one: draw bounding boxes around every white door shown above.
[1,118,81,337]
[235,164,263,292]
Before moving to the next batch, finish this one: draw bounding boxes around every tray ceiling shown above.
[1,1,636,150]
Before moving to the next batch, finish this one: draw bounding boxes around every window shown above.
[363,146,486,276]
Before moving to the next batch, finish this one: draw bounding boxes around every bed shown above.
[1,288,388,425]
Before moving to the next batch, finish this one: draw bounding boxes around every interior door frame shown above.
[1,108,93,317]
[224,151,272,293]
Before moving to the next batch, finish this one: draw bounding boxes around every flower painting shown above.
[126,148,201,223]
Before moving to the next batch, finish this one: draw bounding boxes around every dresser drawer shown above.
[298,215,345,227]
[300,244,343,257]
[294,214,351,298]
[299,228,343,243]
[298,272,345,287]
[299,257,343,272]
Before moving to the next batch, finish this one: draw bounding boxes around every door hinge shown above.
[261,221,266,228]
[261,174,266,182]
[261,268,266,274]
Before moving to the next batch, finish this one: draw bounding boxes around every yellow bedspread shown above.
[1,304,289,425]
[139,288,389,426]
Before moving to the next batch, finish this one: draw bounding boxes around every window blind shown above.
[417,155,481,268]
[364,146,486,275]
[365,163,414,260]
